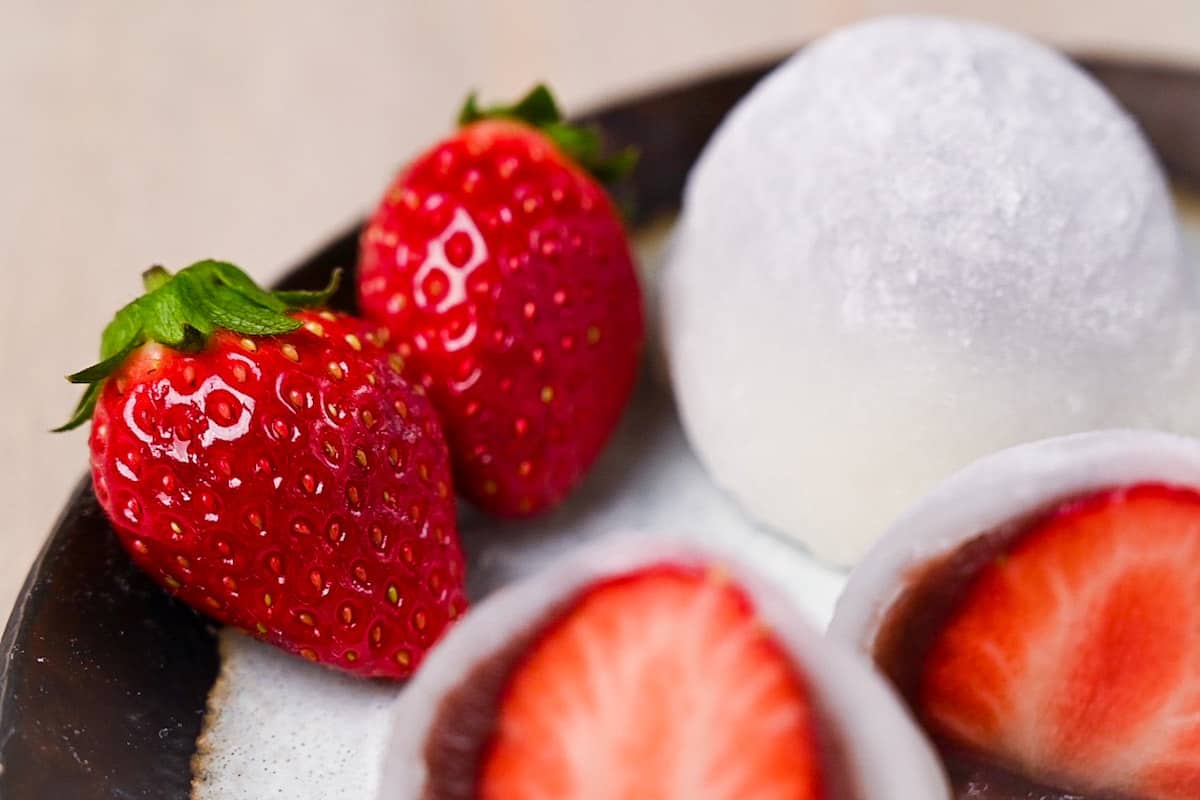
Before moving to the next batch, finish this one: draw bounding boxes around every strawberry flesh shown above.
[908,484,1200,799]
[468,566,828,800]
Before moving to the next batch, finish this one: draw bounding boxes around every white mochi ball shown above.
[663,15,1194,565]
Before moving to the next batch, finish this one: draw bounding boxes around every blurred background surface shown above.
[3,0,1198,622]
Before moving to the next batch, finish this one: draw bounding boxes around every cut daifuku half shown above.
[831,430,1200,799]
[378,535,949,799]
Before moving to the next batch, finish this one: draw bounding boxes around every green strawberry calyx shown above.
[458,83,637,186]
[55,260,340,432]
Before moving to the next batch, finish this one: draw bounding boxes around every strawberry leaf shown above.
[98,302,147,361]
[66,342,140,385]
[55,260,334,432]
[459,84,563,129]
[52,382,104,433]
[272,268,342,308]
[205,260,291,312]
[458,83,637,187]
[200,284,303,335]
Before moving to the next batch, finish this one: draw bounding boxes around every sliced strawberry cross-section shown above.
[478,566,828,800]
[919,483,1200,799]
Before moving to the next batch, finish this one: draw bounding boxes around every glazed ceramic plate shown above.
[3,56,1199,800]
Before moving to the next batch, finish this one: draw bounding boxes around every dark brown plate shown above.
[2,55,1198,800]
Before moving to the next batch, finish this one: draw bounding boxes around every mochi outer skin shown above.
[829,430,1200,652]
[663,15,1194,565]
[376,534,951,800]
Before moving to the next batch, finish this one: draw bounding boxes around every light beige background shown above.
[3,1,1198,624]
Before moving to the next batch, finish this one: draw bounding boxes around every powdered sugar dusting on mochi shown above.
[714,16,1183,346]
[665,15,1196,566]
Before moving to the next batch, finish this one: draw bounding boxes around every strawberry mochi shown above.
[831,430,1200,799]
[663,16,1194,566]
[377,535,949,800]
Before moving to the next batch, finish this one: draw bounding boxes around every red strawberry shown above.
[479,566,826,799]
[919,483,1200,799]
[59,261,465,678]
[358,85,643,517]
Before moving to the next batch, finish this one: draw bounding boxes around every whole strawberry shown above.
[358,86,644,517]
[59,261,465,679]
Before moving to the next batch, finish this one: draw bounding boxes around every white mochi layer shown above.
[664,15,1193,565]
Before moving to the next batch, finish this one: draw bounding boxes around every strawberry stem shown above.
[142,265,172,292]
[54,261,341,432]
[458,84,637,186]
